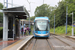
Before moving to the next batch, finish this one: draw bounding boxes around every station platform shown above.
[0,35,33,50]
[0,38,19,50]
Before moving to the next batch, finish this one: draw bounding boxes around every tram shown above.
[33,17,50,38]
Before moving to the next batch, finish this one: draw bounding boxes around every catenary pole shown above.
[54,14,55,34]
[27,0,31,28]
[6,0,8,8]
[72,12,74,36]
[66,4,68,34]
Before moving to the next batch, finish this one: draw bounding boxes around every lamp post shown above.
[70,12,74,36]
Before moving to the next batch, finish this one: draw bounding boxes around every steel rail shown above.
[53,35,75,49]
[32,38,37,50]
[46,39,53,50]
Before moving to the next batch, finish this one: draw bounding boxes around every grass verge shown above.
[50,25,75,36]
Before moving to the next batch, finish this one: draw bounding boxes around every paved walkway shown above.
[0,36,26,50]
[0,38,2,41]
[2,35,33,50]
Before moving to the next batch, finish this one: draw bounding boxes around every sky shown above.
[0,0,62,17]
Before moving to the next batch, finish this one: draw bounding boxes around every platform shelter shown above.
[2,6,29,41]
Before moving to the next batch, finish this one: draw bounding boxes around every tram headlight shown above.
[46,33,49,34]
[35,33,37,34]
[35,33,38,35]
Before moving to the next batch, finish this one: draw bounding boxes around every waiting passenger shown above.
[26,27,31,35]
[21,27,23,36]
[29,28,31,35]
[24,27,27,36]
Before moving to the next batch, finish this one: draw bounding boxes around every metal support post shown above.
[22,20,23,27]
[27,2,30,28]
[19,20,21,38]
[3,0,8,41]
[43,0,44,4]
[29,15,30,28]
[66,6,68,34]
[3,14,8,41]
[72,12,74,36]
[3,0,5,8]
[12,0,13,7]
[29,4,31,28]
[27,0,31,28]
[54,14,55,34]
[13,17,15,41]
[6,0,8,8]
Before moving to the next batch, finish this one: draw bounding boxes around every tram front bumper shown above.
[35,33,49,36]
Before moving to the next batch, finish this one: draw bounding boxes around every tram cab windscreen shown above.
[35,20,48,31]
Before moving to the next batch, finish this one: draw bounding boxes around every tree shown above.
[66,0,75,20]
[34,0,75,28]
[55,1,66,27]
[51,0,75,27]
[30,16,35,21]
[0,3,3,23]
[35,4,51,17]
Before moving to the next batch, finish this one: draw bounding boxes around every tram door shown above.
[8,17,13,38]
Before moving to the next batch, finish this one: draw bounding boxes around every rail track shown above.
[21,34,75,50]
[32,38,37,50]
[51,35,75,50]
[32,38,53,50]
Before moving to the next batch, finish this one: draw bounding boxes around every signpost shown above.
[73,21,75,26]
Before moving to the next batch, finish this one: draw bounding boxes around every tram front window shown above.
[35,20,48,31]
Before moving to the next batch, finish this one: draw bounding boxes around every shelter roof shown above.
[2,6,29,18]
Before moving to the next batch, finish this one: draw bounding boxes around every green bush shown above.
[50,25,75,36]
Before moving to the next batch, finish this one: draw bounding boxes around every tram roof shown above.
[35,17,49,20]
[2,6,29,18]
